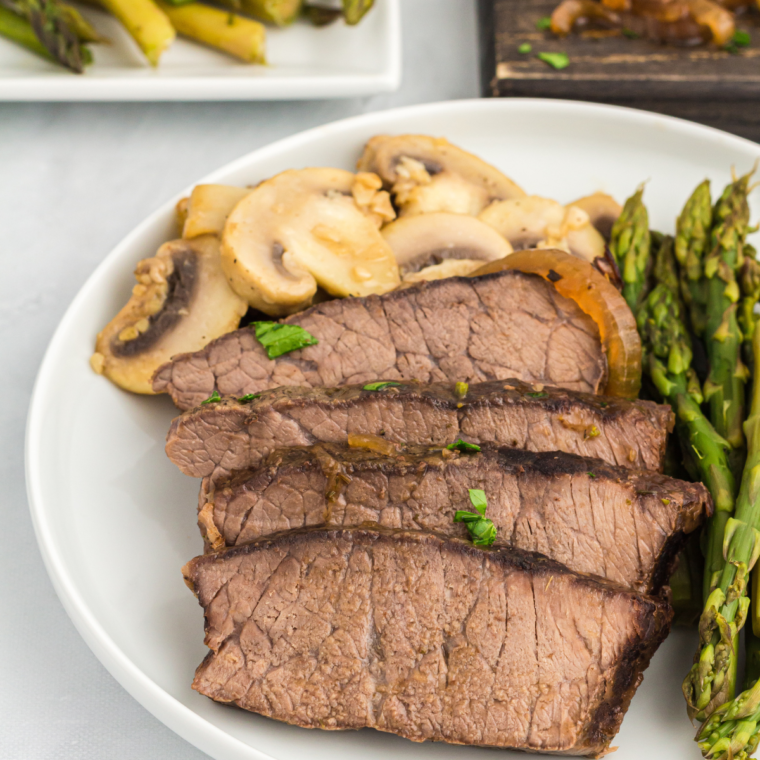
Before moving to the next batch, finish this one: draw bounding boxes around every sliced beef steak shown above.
[153,271,608,410]
[185,528,671,756]
[198,443,709,594]
[166,379,673,481]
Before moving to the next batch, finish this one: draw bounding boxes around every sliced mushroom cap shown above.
[568,192,622,240]
[357,134,525,217]
[91,235,247,394]
[221,167,400,317]
[183,184,251,239]
[381,212,513,275]
[478,195,606,263]
[402,258,487,284]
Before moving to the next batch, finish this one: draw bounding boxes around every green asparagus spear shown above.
[636,283,738,719]
[740,250,760,377]
[0,0,90,71]
[703,172,753,475]
[675,179,713,337]
[653,233,680,296]
[0,3,52,59]
[610,184,651,313]
[696,326,760,758]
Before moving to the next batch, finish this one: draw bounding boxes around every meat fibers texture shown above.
[185,528,672,756]
[197,443,710,594]
[166,379,673,481]
[153,271,608,410]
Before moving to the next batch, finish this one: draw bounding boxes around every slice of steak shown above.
[153,270,608,410]
[166,379,673,481]
[198,443,710,594]
[185,527,672,756]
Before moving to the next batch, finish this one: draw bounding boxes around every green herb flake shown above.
[587,472,596,479]
[201,390,222,405]
[622,28,639,39]
[254,322,318,359]
[661,498,671,505]
[537,51,569,70]
[453,489,497,548]
[238,393,261,403]
[447,439,481,453]
[586,425,600,439]
[518,43,533,54]
[734,30,751,47]
[455,381,469,398]
[363,381,402,392]
[598,401,609,408]
[469,488,488,515]
[527,391,549,398]
[536,16,551,29]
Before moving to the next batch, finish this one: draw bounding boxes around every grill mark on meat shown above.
[153,272,608,410]
[200,444,710,593]
[165,379,673,482]
[185,528,670,754]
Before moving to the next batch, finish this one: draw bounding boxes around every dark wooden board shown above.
[478,0,760,140]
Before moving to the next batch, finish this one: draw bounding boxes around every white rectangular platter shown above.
[0,0,400,101]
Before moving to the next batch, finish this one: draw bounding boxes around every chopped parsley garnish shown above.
[201,390,222,405]
[447,439,481,453]
[238,393,261,403]
[587,471,596,478]
[363,381,401,391]
[518,43,532,54]
[537,52,569,70]
[455,381,469,398]
[527,391,548,398]
[725,30,751,54]
[536,16,551,29]
[622,28,639,39]
[253,322,318,359]
[454,489,497,547]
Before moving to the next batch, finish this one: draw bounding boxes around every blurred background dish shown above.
[0,0,400,100]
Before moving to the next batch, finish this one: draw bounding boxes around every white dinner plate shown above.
[26,99,760,760]
[0,1,400,101]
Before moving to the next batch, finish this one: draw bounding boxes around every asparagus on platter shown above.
[696,326,760,760]
[703,172,754,477]
[675,179,713,338]
[0,0,91,71]
[610,184,652,312]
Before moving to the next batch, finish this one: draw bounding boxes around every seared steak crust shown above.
[153,271,607,410]
[166,379,673,481]
[198,443,710,593]
[185,528,672,756]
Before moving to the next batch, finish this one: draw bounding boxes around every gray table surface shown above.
[0,2,479,757]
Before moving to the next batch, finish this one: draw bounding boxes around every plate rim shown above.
[25,97,760,759]
[0,0,401,102]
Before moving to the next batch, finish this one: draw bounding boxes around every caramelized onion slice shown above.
[347,433,399,456]
[470,249,641,399]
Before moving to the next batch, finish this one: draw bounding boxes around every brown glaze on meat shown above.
[153,271,608,410]
[165,378,671,481]
[184,527,672,756]
[197,443,710,594]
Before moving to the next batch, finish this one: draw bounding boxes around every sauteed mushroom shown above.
[568,192,622,240]
[357,134,525,217]
[381,212,513,280]
[91,235,247,394]
[478,196,606,263]
[183,184,251,238]
[221,167,399,316]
